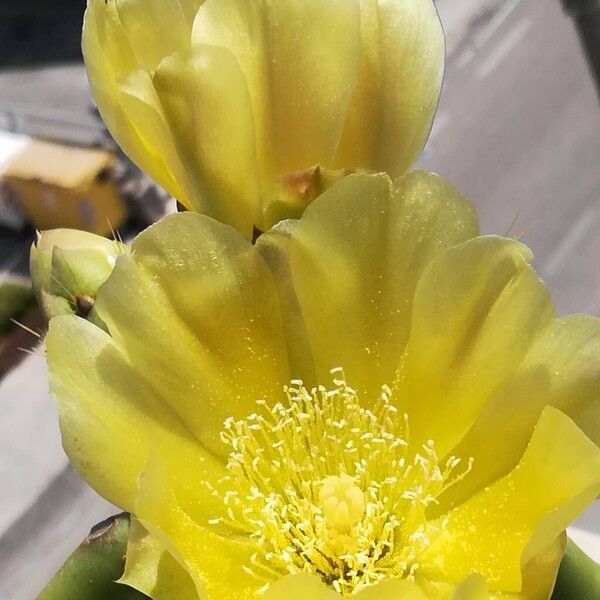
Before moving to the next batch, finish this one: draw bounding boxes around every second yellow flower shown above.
[83,0,444,238]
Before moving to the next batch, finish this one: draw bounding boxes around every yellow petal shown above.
[194,0,361,184]
[120,518,198,600]
[94,212,290,459]
[441,314,600,511]
[286,171,478,397]
[396,236,554,455]
[538,315,600,445]
[261,0,361,177]
[256,220,316,384]
[354,579,428,599]
[117,69,191,201]
[518,535,566,600]
[152,47,261,238]
[413,574,493,600]
[263,575,339,600]
[263,576,430,600]
[191,0,272,186]
[333,0,444,176]
[46,315,225,517]
[82,0,193,201]
[135,453,258,600]
[452,575,489,600]
[111,0,195,70]
[420,408,600,594]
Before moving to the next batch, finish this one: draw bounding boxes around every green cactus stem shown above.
[38,513,147,600]
[552,538,600,599]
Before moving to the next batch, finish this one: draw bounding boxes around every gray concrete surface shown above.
[0,352,66,540]
[421,0,600,318]
[0,0,599,597]
[0,465,115,600]
[0,353,115,599]
[0,63,104,147]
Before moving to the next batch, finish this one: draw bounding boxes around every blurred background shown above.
[0,0,599,598]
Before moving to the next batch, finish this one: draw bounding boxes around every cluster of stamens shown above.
[207,369,472,596]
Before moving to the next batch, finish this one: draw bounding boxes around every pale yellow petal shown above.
[135,453,258,600]
[396,236,554,455]
[256,220,316,384]
[84,0,137,80]
[82,0,190,201]
[120,518,198,600]
[178,0,208,24]
[191,0,273,185]
[194,0,361,184]
[441,314,600,511]
[420,408,600,594]
[46,315,225,517]
[117,69,191,201]
[286,171,478,397]
[95,212,290,459]
[112,0,196,70]
[263,0,361,173]
[152,47,261,238]
[334,0,444,176]
[539,315,600,445]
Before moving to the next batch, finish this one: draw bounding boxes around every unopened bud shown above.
[30,229,127,322]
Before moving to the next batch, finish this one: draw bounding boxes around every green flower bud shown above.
[30,229,127,321]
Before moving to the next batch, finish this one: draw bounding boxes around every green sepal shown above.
[38,513,148,600]
[552,537,600,599]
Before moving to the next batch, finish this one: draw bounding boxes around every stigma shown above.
[207,369,472,596]
[319,474,365,535]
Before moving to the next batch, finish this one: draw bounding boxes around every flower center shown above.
[208,369,472,596]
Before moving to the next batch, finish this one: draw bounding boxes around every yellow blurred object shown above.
[3,139,126,235]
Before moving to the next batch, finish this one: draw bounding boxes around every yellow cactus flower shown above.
[46,173,600,599]
[82,0,444,239]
